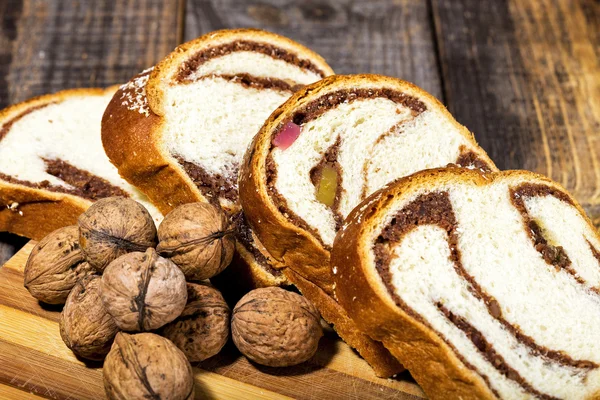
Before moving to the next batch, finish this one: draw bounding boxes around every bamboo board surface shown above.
[0,242,426,400]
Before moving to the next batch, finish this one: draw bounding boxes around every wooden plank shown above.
[0,244,425,399]
[184,0,443,99]
[0,0,23,109]
[0,384,46,400]
[4,0,183,103]
[0,338,292,400]
[0,339,104,400]
[432,0,600,224]
[0,0,185,263]
[0,1,27,265]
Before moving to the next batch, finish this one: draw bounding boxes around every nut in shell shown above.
[101,248,187,332]
[157,202,235,281]
[24,225,93,304]
[60,275,118,360]
[161,283,230,362]
[78,197,157,272]
[103,332,194,400]
[231,287,323,367]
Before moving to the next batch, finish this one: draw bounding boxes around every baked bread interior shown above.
[0,88,161,240]
[333,167,600,400]
[102,29,334,289]
[239,74,496,377]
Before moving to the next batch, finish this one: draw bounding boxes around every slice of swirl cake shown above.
[239,74,496,376]
[102,29,334,289]
[0,88,162,240]
[333,167,600,400]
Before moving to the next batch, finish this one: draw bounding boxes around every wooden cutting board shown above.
[0,242,425,400]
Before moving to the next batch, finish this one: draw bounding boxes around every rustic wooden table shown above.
[0,1,598,399]
[1,0,598,265]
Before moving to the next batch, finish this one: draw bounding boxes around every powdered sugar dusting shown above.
[120,67,153,117]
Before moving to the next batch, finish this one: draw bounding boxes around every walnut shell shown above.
[78,197,157,272]
[161,283,230,362]
[231,287,323,367]
[157,203,234,281]
[101,248,187,331]
[103,332,194,400]
[60,275,118,360]
[24,225,93,304]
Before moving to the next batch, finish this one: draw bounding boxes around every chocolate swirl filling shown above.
[266,88,431,249]
[177,40,327,81]
[373,187,597,399]
[0,104,127,201]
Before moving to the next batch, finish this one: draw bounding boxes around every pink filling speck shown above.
[272,122,301,150]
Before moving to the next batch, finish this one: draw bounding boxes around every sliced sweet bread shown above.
[333,167,600,400]
[102,29,334,289]
[239,74,496,376]
[0,88,162,240]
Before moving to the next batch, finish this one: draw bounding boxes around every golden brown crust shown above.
[239,74,498,295]
[283,268,403,377]
[0,87,117,240]
[331,167,597,400]
[0,181,89,240]
[239,163,331,284]
[101,76,203,216]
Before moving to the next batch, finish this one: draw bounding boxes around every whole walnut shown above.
[157,203,234,281]
[103,332,194,400]
[78,197,157,272]
[24,225,93,304]
[101,248,187,331]
[231,287,323,367]
[60,275,118,360]
[161,283,230,362]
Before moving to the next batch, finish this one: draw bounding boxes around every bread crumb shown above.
[6,202,23,216]
[120,67,154,117]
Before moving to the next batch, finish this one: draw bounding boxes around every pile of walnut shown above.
[23,197,323,399]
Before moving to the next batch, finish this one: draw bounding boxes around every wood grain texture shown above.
[4,0,183,103]
[0,384,45,400]
[0,0,23,109]
[0,0,25,266]
[0,243,425,400]
[432,0,600,224]
[184,0,443,99]
[0,0,184,263]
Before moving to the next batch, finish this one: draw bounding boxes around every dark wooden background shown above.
[0,0,598,266]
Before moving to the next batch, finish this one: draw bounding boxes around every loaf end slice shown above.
[0,88,161,240]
